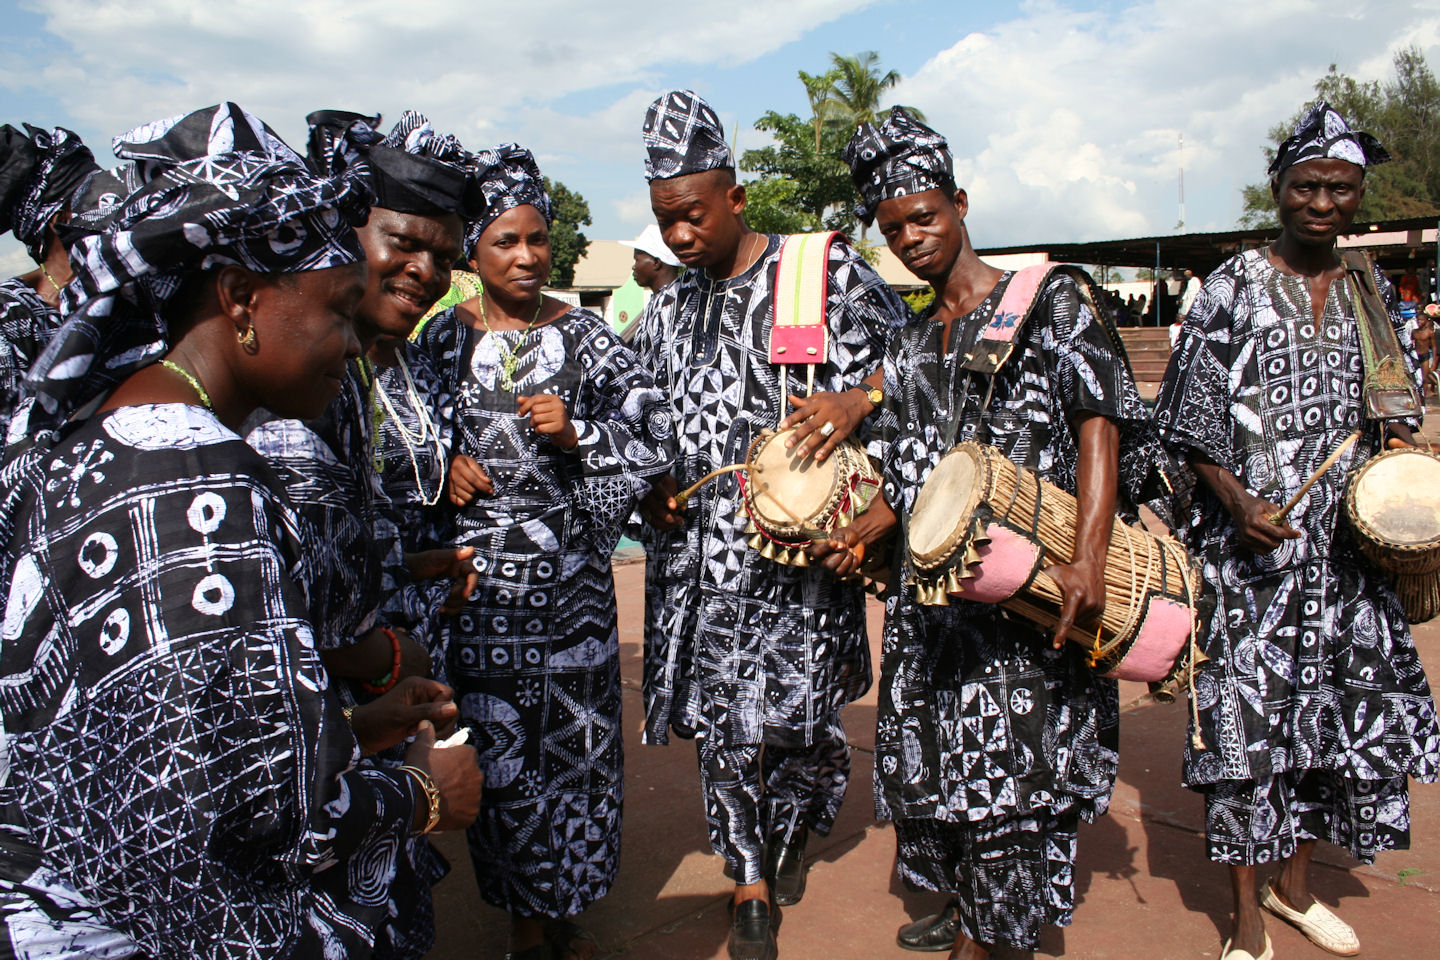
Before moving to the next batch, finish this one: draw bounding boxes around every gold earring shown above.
[238,325,257,350]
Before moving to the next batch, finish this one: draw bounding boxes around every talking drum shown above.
[1345,446,1440,623]
[739,427,881,567]
[907,442,1200,683]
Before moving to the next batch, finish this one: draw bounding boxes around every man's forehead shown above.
[1282,158,1365,184]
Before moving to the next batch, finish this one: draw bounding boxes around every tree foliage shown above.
[742,176,823,235]
[544,176,592,287]
[1240,47,1440,227]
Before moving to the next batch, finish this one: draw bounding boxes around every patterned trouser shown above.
[1202,770,1411,866]
[695,714,850,885]
[892,811,1080,952]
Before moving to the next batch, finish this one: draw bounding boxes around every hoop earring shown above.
[238,325,257,351]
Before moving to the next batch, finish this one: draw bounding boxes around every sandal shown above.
[1261,883,1359,956]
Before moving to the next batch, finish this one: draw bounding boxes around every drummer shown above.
[834,108,1172,959]
[1155,101,1440,960]
[632,90,909,960]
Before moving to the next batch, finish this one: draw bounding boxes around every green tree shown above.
[823,51,924,128]
[1240,48,1440,227]
[741,177,822,234]
[544,177,592,287]
[741,110,858,234]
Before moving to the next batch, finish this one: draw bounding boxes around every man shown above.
[622,222,682,293]
[838,107,1170,960]
[1155,101,1440,960]
[247,108,485,960]
[1176,267,1201,320]
[633,89,908,960]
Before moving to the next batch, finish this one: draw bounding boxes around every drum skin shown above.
[909,446,985,568]
[1347,446,1440,622]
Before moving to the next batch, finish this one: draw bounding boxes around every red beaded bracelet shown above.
[361,627,403,694]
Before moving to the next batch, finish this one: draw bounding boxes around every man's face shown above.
[649,170,744,270]
[632,250,660,288]
[874,188,966,284]
[1272,158,1365,248]
[354,207,464,347]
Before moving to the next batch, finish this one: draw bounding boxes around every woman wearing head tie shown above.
[0,103,481,959]
[417,144,673,960]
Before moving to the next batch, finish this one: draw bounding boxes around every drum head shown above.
[910,444,986,566]
[747,428,839,529]
[1353,448,1440,548]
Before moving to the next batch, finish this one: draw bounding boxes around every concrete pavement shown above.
[427,558,1440,960]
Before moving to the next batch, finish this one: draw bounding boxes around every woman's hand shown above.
[350,676,459,754]
[403,720,483,832]
[448,455,494,507]
[518,394,578,450]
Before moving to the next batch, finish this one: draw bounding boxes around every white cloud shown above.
[612,188,655,229]
[0,242,32,280]
[895,0,1440,245]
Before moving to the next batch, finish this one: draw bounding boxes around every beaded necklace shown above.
[479,295,545,392]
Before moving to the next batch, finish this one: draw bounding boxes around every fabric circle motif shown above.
[99,607,130,655]
[78,531,119,579]
[187,491,228,535]
[192,573,236,616]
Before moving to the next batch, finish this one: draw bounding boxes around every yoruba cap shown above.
[842,107,954,226]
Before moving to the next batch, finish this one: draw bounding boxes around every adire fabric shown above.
[0,124,99,262]
[843,106,955,226]
[641,89,734,182]
[464,143,552,254]
[1270,99,1390,177]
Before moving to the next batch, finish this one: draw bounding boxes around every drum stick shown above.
[1268,430,1361,525]
[674,464,747,508]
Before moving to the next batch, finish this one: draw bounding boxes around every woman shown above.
[0,103,482,959]
[419,144,673,960]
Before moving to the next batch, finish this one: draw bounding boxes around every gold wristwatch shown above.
[401,764,442,835]
[864,386,884,406]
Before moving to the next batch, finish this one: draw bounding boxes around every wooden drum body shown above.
[1346,447,1440,622]
[907,442,1200,683]
[740,427,881,568]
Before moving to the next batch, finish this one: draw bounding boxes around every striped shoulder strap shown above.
[770,231,840,366]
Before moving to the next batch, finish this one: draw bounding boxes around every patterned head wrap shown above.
[642,90,734,182]
[842,107,955,226]
[13,102,368,442]
[1269,100,1390,178]
[0,124,100,261]
[465,143,552,254]
[306,108,486,221]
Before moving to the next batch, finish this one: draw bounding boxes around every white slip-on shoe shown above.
[1220,934,1274,960]
[1261,883,1361,956]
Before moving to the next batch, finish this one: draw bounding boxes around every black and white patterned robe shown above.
[632,233,907,749]
[0,279,61,437]
[0,404,416,959]
[1154,249,1440,863]
[420,305,672,917]
[872,270,1162,949]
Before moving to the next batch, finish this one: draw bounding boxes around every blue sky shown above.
[3,0,1439,276]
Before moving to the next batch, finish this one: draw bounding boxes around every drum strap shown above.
[1341,249,1422,420]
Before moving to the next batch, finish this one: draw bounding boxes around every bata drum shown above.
[907,441,1200,683]
[1345,446,1440,623]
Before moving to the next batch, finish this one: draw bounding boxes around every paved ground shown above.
[426,556,1440,960]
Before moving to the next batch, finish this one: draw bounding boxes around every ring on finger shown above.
[818,421,836,438]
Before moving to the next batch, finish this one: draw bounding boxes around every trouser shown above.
[893,809,1081,952]
[695,713,850,884]
[1202,769,1411,866]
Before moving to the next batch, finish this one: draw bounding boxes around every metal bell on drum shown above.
[970,520,991,546]
[963,543,984,568]
[792,548,810,567]
[760,540,779,561]
[748,534,765,551]
[946,568,964,594]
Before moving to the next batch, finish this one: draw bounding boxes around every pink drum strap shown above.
[961,263,1068,375]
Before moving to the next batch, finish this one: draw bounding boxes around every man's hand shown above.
[639,474,685,531]
[407,546,479,615]
[403,720,483,832]
[1046,559,1107,650]
[448,455,494,507]
[350,676,459,755]
[780,389,874,462]
[518,394,578,450]
[804,496,896,576]
[1229,492,1302,553]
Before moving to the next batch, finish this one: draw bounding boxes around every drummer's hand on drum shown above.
[448,455,494,507]
[1047,559,1107,650]
[639,474,685,532]
[807,496,897,575]
[1386,423,1417,449]
[407,546,480,615]
[518,394,578,451]
[781,389,875,463]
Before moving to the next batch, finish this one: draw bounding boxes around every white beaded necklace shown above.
[376,353,447,507]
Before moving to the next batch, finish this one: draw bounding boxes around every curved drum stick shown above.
[1268,430,1361,525]
[673,464,747,508]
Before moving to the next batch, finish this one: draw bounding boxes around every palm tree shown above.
[799,68,841,153]
[823,51,924,129]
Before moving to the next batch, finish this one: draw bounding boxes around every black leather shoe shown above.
[896,899,960,952]
[766,827,809,907]
[729,898,779,960]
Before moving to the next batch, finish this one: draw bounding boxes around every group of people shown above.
[0,87,1433,960]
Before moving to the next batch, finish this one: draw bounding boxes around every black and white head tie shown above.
[0,124,100,261]
[306,108,485,221]
[642,89,734,182]
[1269,100,1391,178]
[842,106,955,226]
[11,102,369,444]
[465,143,551,254]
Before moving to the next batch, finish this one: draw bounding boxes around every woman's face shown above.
[248,262,366,418]
[469,204,551,302]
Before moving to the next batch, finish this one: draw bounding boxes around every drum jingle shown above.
[1345,446,1440,623]
[907,442,1202,683]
